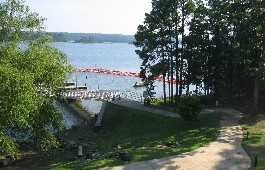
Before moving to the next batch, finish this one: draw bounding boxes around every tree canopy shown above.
[135,0,264,109]
[0,0,72,156]
[74,36,103,43]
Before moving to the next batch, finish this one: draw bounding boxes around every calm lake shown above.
[49,42,159,120]
[50,42,168,98]
[50,42,194,118]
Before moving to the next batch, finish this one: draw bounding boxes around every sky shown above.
[23,0,153,35]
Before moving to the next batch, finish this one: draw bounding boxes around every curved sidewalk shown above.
[103,100,251,170]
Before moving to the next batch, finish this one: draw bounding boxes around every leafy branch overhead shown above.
[0,0,72,156]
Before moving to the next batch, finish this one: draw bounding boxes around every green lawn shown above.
[150,98,177,112]
[7,102,220,170]
[241,114,265,169]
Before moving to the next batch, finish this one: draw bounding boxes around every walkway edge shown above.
[98,106,251,170]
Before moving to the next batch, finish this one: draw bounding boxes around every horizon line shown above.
[42,31,135,36]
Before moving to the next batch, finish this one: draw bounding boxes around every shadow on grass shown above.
[242,144,265,169]
[241,114,265,169]
[4,103,221,170]
[47,103,220,169]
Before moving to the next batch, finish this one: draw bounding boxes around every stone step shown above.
[95,100,107,127]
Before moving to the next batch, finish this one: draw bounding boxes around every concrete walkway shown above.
[101,99,251,170]
[110,98,179,117]
[111,98,222,117]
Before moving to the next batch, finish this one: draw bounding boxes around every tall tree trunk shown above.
[162,51,167,106]
[167,54,171,106]
[253,77,259,113]
[168,22,175,107]
[170,53,174,106]
[175,54,179,104]
[168,69,171,106]
[186,64,190,94]
[179,0,185,97]
[178,52,183,97]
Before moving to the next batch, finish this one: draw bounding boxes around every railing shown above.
[60,89,143,103]
[61,90,121,101]
[120,91,143,102]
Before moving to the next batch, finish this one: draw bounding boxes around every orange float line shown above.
[74,68,180,84]
[75,68,141,77]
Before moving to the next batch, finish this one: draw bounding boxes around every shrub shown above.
[177,95,202,122]
[151,98,164,106]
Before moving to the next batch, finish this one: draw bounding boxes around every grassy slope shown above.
[60,99,92,118]
[241,114,265,169]
[50,103,220,170]
[7,103,220,170]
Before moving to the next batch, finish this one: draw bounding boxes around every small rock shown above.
[118,151,131,161]
[157,145,167,149]
[86,151,101,160]
[1,157,14,166]
[86,153,93,160]
[165,141,181,148]
[175,142,181,147]
[83,143,90,148]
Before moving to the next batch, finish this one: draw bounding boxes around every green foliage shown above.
[135,0,265,105]
[0,0,72,156]
[151,98,165,106]
[62,32,134,43]
[134,0,181,105]
[27,32,134,43]
[0,0,45,43]
[16,103,219,169]
[241,115,265,169]
[29,32,67,42]
[0,133,18,156]
[45,32,67,42]
[177,95,202,122]
[74,36,102,43]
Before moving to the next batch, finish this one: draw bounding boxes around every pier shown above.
[61,89,121,101]
[60,84,144,128]
[60,90,121,128]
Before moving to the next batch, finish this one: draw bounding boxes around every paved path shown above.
[101,99,251,170]
[111,98,179,117]
[111,98,219,118]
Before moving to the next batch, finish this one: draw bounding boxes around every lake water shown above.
[50,42,171,98]
[49,42,152,116]
[51,42,141,72]
[50,42,194,115]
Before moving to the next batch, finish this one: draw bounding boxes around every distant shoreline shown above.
[43,32,135,44]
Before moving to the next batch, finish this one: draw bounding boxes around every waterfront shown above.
[51,42,166,99]
[50,42,142,72]
[50,42,146,120]
[51,42,194,116]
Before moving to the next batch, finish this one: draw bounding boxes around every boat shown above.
[133,82,146,87]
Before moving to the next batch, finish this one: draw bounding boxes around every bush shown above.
[177,95,202,122]
[151,98,164,106]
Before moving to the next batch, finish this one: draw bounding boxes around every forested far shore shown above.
[30,32,135,43]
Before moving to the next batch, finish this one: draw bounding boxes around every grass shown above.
[149,98,177,112]
[241,114,265,169]
[4,102,220,170]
